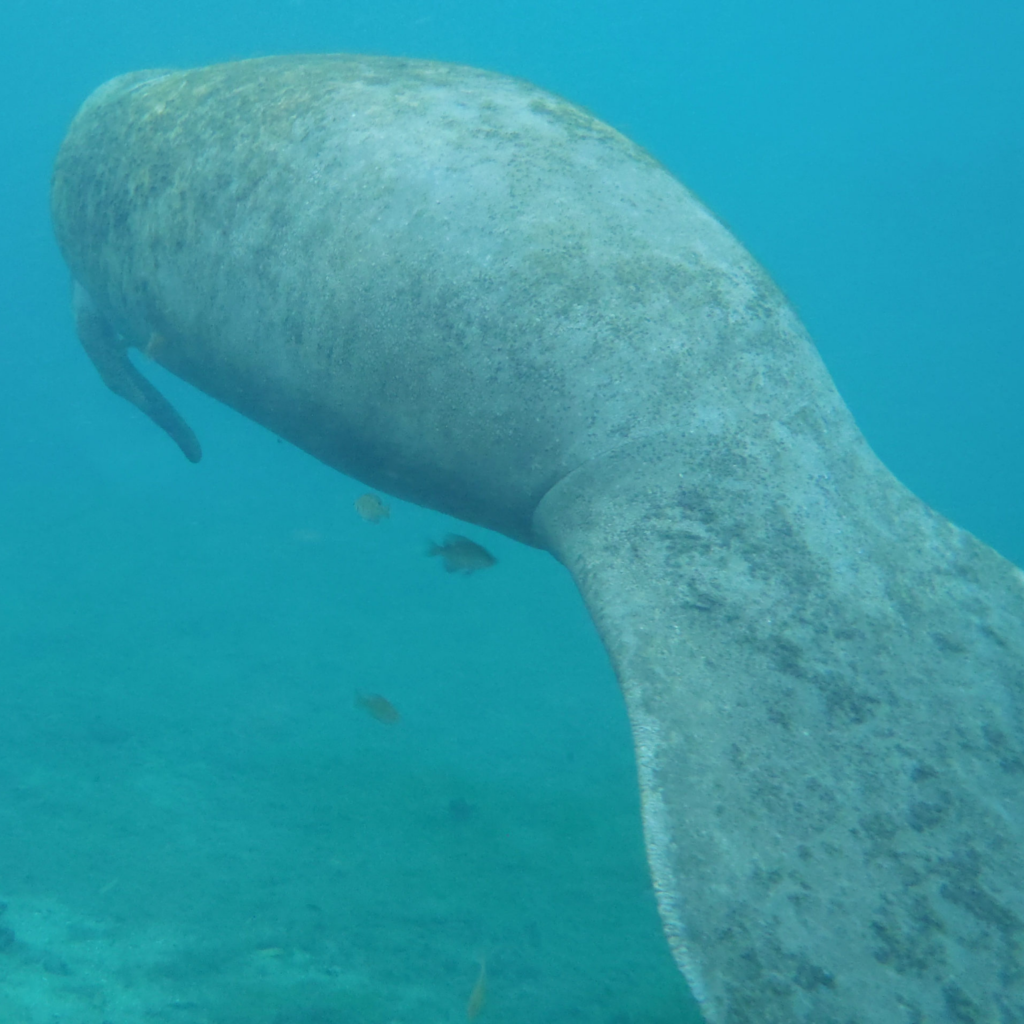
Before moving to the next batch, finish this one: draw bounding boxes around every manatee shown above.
[50,56,1024,1022]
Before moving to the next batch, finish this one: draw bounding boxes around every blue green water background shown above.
[0,2,1021,1021]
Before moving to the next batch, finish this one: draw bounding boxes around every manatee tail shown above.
[73,282,202,463]
[535,435,1024,1023]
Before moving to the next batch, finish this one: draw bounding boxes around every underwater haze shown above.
[1,1,1022,1022]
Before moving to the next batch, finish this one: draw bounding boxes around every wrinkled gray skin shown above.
[51,56,1024,1023]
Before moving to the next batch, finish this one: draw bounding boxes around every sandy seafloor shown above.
[0,399,701,1024]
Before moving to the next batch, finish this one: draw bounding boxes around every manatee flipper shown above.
[536,435,1024,1023]
[73,282,202,463]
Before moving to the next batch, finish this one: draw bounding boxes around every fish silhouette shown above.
[429,535,496,575]
[466,956,487,1020]
[354,492,390,523]
[354,693,400,724]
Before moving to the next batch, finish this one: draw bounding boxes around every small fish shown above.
[466,956,487,1020]
[355,692,400,724]
[253,946,288,959]
[354,492,390,523]
[428,534,496,575]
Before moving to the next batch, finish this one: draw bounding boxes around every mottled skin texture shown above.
[51,56,1024,1022]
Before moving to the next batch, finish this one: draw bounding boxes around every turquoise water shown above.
[1,2,1021,1021]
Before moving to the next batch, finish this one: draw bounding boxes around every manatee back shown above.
[51,55,846,542]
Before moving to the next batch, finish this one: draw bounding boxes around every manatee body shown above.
[51,56,1024,1023]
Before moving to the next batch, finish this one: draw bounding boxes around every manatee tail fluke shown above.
[73,282,202,463]
[535,436,1024,1023]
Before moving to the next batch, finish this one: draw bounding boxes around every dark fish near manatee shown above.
[428,535,497,575]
